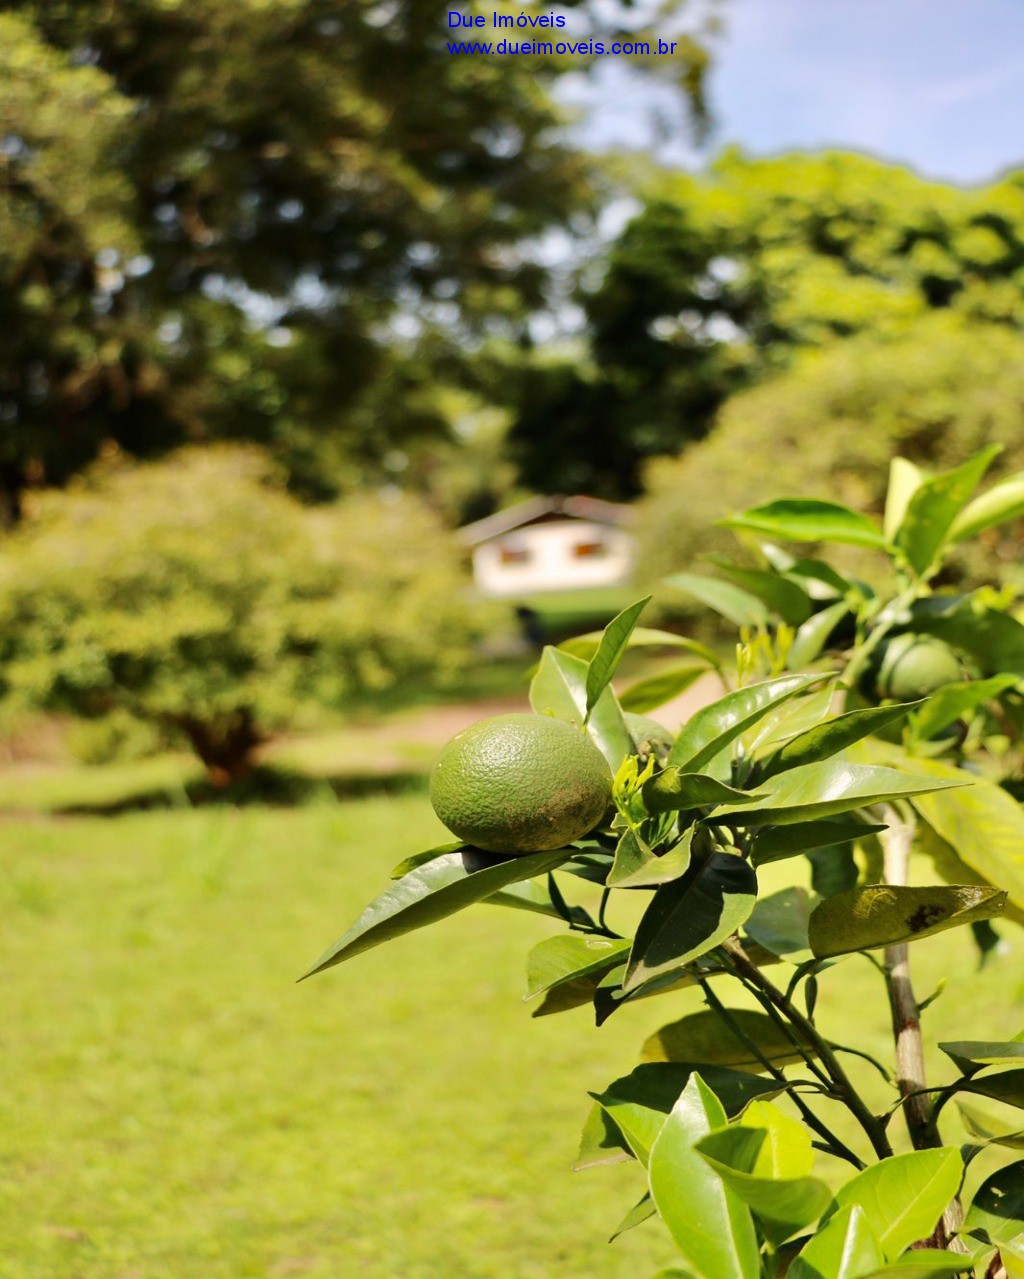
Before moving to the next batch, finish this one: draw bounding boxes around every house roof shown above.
[458,495,634,546]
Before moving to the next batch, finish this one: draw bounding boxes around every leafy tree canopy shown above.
[512,150,1024,498]
[0,0,712,519]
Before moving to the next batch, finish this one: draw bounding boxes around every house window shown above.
[572,539,607,559]
[499,545,531,566]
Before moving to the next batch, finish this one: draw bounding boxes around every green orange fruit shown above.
[429,712,612,854]
[875,633,962,701]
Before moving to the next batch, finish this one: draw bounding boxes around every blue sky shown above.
[571,0,1024,185]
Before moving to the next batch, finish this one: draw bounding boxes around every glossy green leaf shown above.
[951,471,1024,543]
[856,1251,978,1279]
[964,1160,1024,1246]
[885,457,927,543]
[530,970,608,1017]
[807,844,861,897]
[300,847,573,978]
[752,819,885,866]
[789,1204,886,1279]
[909,760,1024,916]
[808,884,1005,958]
[786,557,855,596]
[529,645,634,768]
[390,841,465,877]
[829,1147,963,1260]
[759,704,920,780]
[669,673,825,773]
[697,1121,832,1243]
[486,877,596,929]
[643,768,764,815]
[715,761,966,828]
[525,934,631,999]
[643,1008,817,1069]
[624,853,758,992]
[609,1193,656,1241]
[608,828,693,888]
[620,663,706,713]
[587,1063,784,1165]
[912,676,1018,740]
[663,572,769,628]
[789,600,854,668]
[748,687,837,754]
[744,886,817,956]
[648,1074,760,1279]
[721,499,887,549]
[940,1037,1024,1071]
[961,1069,1024,1110]
[585,596,652,716]
[894,445,1001,576]
[711,561,813,625]
[559,626,720,669]
[575,1103,632,1169]
[957,1100,1024,1150]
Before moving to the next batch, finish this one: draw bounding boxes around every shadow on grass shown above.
[52,765,429,816]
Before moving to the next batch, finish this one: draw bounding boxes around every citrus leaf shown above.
[619,662,706,713]
[789,600,854,667]
[585,596,652,716]
[828,1148,964,1260]
[624,853,757,991]
[894,445,1001,576]
[957,1101,1024,1150]
[714,760,967,827]
[789,1205,886,1279]
[849,1250,975,1279]
[485,877,596,928]
[663,572,769,628]
[609,828,693,888]
[951,471,1024,543]
[711,561,813,625]
[643,767,764,815]
[669,673,825,773]
[961,1069,1024,1110]
[808,885,1005,958]
[524,933,631,999]
[752,819,886,867]
[558,625,720,669]
[529,645,634,768]
[909,760,1024,916]
[609,1192,656,1241]
[912,675,1018,740]
[696,1125,832,1244]
[643,1008,818,1070]
[299,847,574,978]
[744,886,817,956]
[758,703,921,780]
[964,1160,1024,1245]
[648,1074,760,1279]
[583,1063,783,1171]
[531,970,608,1018]
[885,457,928,543]
[720,499,887,549]
[390,841,467,878]
[940,1038,1024,1071]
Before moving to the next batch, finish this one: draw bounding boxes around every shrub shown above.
[0,447,485,782]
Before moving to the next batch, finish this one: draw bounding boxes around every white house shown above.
[458,495,636,598]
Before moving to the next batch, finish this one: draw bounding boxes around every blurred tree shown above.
[512,150,1024,496]
[0,447,485,783]
[0,0,715,520]
[636,314,1024,587]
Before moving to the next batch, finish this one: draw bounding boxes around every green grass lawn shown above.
[2,793,1022,1278]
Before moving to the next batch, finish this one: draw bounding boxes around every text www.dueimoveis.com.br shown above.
[445,9,681,56]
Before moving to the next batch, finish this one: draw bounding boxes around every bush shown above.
[637,316,1024,590]
[0,447,485,782]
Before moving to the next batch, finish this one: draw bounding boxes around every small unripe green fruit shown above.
[874,634,962,701]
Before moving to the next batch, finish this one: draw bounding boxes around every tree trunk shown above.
[176,710,262,787]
